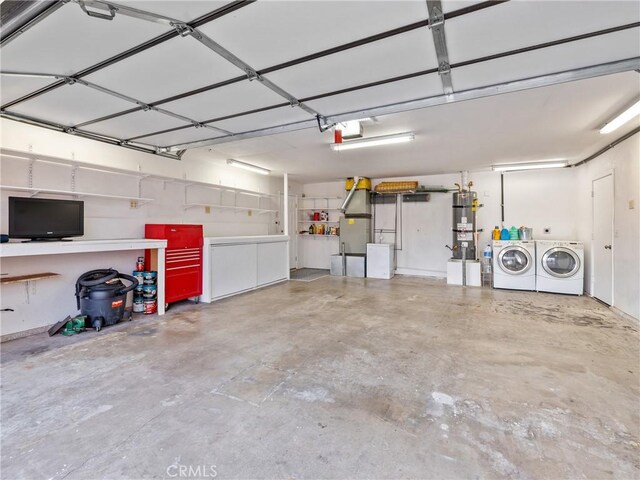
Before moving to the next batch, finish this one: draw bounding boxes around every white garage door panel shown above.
[85,37,245,104]
[84,109,189,139]
[161,80,287,123]
[453,29,640,92]
[305,74,444,117]
[257,242,288,286]
[447,0,640,63]
[0,76,56,105]
[201,0,429,70]
[209,106,315,134]
[119,1,233,23]
[5,84,135,127]
[441,1,485,14]
[263,28,437,100]
[134,126,224,148]
[211,244,258,299]
[0,3,170,75]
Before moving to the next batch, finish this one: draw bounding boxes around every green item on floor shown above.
[61,316,86,336]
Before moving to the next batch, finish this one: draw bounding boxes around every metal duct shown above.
[340,176,360,212]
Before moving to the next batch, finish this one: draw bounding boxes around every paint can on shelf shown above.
[132,271,144,287]
[133,297,144,313]
[143,300,157,314]
[142,284,157,298]
[142,271,157,284]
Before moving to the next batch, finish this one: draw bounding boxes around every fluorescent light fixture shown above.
[600,99,640,134]
[226,158,270,175]
[330,132,415,151]
[492,160,568,172]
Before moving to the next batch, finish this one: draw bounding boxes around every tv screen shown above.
[8,197,84,241]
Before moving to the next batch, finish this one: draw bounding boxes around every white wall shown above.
[302,169,579,277]
[577,133,639,320]
[297,182,344,269]
[0,119,284,337]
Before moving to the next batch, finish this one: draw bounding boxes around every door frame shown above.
[591,170,614,303]
[282,192,298,270]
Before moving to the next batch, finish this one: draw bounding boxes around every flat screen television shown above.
[8,197,84,241]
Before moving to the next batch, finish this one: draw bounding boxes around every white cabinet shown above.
[201,236,289,302]
[211,244,257,300]
[257,242,288,286]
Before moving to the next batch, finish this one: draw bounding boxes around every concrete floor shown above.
[1,276,638,479]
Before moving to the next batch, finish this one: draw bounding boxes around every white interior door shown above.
[592,174,614,305]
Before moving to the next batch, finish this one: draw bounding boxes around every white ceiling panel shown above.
[119,1,232,22]
[263,29,437,100]
[441,1,485,14]
[0,3,170,75]
[452,28,640,92]
[135,126,224,147]
[208,106,315,133]
[0,76,56,105]
[84,109,190,139]
[305,74,444,117]
[200,1,429,70]
[210,136,294,157]
[160,79,287,122]
[5,84,135,126]
[85,37,245,104]
[203,72,638,182]
[446,1,640,63]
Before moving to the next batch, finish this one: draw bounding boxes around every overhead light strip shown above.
[226,159,270,175]
[330,132,415,151]
[600,99,640,134]
[491,160,568,171]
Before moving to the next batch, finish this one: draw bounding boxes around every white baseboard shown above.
[394,267,446,279]
[611,306,639,327]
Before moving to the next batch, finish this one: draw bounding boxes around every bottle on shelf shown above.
[492,226,501,241]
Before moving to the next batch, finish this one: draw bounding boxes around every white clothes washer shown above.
[536,240,584,295]
[492,240,536,291]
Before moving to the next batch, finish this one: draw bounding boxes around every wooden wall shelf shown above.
[1,272,60,285]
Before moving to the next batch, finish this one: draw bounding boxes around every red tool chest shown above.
[145,224,203,305]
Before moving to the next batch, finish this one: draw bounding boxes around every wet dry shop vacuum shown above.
[75,269,138,331]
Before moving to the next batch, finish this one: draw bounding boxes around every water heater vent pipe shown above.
[340,176,360,212]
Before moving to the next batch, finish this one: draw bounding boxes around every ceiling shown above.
[0,0,639,181]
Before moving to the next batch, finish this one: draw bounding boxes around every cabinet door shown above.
[211,244,257,300]
[257,242,288,286]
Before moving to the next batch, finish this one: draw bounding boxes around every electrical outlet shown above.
[130,200,138,209]
[544,228,551,234]
[205,206,211,214]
